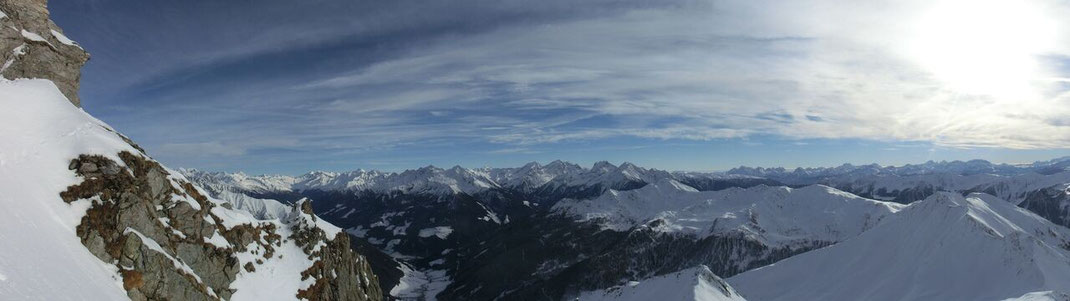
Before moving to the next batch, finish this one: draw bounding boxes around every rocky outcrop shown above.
[0,0,88,106]
[290,199,384,300]
[63,152,245,300]
[62,151,382,300]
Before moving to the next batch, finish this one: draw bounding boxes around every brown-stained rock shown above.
[121,270,144,291]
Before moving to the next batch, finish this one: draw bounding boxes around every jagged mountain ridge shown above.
[184,157,1070,300]
[182,160,718,198]
[183,157,1070,203]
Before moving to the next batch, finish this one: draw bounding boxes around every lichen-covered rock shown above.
[61,151,383,301]
[0,0,89,106]
[62,153,241,300]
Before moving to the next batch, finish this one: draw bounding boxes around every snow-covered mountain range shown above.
[183,156,1070,300]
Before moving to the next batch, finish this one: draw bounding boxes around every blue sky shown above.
[50,0,1070,174]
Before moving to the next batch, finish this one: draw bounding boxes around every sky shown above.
[49,0,1070,174]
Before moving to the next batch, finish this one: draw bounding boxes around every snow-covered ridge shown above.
[0,78,379,300]
[1004,291,1070,301]
[819,171,1070,204]
[182,160,680,197]
[552,179,903,246]
[729,192,1070,301]
[184,156,1070,204]
[577,265,746,301]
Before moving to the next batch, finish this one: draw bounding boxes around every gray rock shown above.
[0,0,90,106]
[102,163,121,175]
[61,152,383,301]
[79,162,98,173]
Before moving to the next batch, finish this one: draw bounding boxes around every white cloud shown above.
[102,0,1070,172]
[302,0,1070,149]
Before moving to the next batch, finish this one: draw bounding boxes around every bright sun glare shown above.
[912,0,1055,100]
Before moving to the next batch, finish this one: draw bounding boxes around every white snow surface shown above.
[19,29,48,43]
[1005,291,1070,301]
[49,29,78,47]
[0,79,132,300]
[577,265,746,301]
[418,226,454,239]
[553,179,903,246]
[0,79,350,300]
[391,263,450,301]
[729,192,1070,301]
[215,190,293,220]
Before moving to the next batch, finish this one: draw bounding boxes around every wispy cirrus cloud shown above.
[51,0,1070,173]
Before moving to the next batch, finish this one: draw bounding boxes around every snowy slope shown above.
[552,179,904,246]
[729,192,1070,301]
[0,78,376,300]
[1005,291,1070,301]
[577,265,746,301]
[0,79,132,299]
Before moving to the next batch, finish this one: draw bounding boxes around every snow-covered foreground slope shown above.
[1005,291,1070,301]
[729,192,1070,301]
[576,265,746,301]
[0,78,381,300]
[553,179,904,246]
[0,79,131,299]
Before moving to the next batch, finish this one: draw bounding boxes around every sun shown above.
[909,0,1056,99]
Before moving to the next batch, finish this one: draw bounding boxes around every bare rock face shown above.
[290,199,385,300]
[0,0,89,106]
[62,151,383,300]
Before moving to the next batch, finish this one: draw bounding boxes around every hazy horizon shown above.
[183,154,1070,177]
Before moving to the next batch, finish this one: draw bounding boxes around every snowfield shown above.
[1004,291,1070,301]
[576,265,746,301]
[552,179,904,247]
[0,79,133,300]
[729,192,1070,301]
